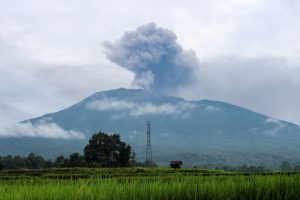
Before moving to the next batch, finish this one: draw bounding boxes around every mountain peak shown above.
[86,88,185,103]
[92,87,149,97]
[12,88,300,166]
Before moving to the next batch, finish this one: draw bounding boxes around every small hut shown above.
[170,160,183,169]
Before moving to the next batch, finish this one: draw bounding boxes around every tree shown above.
[84,131,131,167]
[26,153,45,169]
[3,155,16,170]
[54,155,69,168]
[13,156,26,169]
[43,160,53,168]
[69,153,86,167]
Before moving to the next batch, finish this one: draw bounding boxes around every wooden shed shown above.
[170,160,183,169]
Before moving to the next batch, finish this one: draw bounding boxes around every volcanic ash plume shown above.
[103,22,200,94]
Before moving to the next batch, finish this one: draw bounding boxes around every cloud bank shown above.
[86,98,196,117]
[0,122,85,139]
[263,117,287,136]
[1,0,300,132]
[103,22,199,94]
[178,56,300,124]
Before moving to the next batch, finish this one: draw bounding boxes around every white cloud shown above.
[131,103,177,116]
[263,117,286,136]
[264,118,281,125]
[177,56,300,124]
[86,98,196,117]
[204,105,220,113]
[0,122,85,139]
[0,38,132,127]
[87,99,135,111]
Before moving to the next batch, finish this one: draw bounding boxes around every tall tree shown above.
[84,132,131,167]
[69,153,86,167]
[54,155,69,168]
[26,153,45,169]
[13,156,26,169]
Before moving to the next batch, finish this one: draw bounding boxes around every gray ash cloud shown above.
[103,22,199,94]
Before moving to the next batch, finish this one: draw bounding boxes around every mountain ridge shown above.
[35,87,294,125]
[2,88,300,167]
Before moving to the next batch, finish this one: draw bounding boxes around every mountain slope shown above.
[2,88,300,167]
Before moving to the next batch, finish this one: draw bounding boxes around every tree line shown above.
[194,161,300,173]
[0,131,136,170]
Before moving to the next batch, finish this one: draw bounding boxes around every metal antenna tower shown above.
[146,120,152,163]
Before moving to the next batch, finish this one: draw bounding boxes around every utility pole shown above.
[146,120,152,163]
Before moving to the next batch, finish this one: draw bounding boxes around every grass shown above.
[0,168,299,199]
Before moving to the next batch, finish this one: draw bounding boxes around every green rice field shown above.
[0,168,299,200]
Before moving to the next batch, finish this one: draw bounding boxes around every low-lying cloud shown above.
[103,22,200,94]
[204,105,220,113]
[263,118,287,136]
[0,122,85,139]
[86,98,196,117]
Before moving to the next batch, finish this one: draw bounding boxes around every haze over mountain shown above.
[1,88,300,167]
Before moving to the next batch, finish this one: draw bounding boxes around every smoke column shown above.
[103,22,200,94]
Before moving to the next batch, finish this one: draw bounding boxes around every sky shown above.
[0,0,300,135]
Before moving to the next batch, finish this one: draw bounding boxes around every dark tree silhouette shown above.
[54,155,69,168]
[69,153,86,167]
[84,132,131,167]
[26,153,45,169]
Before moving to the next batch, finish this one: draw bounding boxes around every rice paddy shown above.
[0,168,299,200]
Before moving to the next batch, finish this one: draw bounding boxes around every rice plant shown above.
[0,169,299,200]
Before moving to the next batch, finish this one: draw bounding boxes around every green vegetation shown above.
[0,131,134,170]
[1,131,299,172]
[0,168,225,179]
[1,131,299,199]
[0,168,300,199]
[84,132,131,167]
